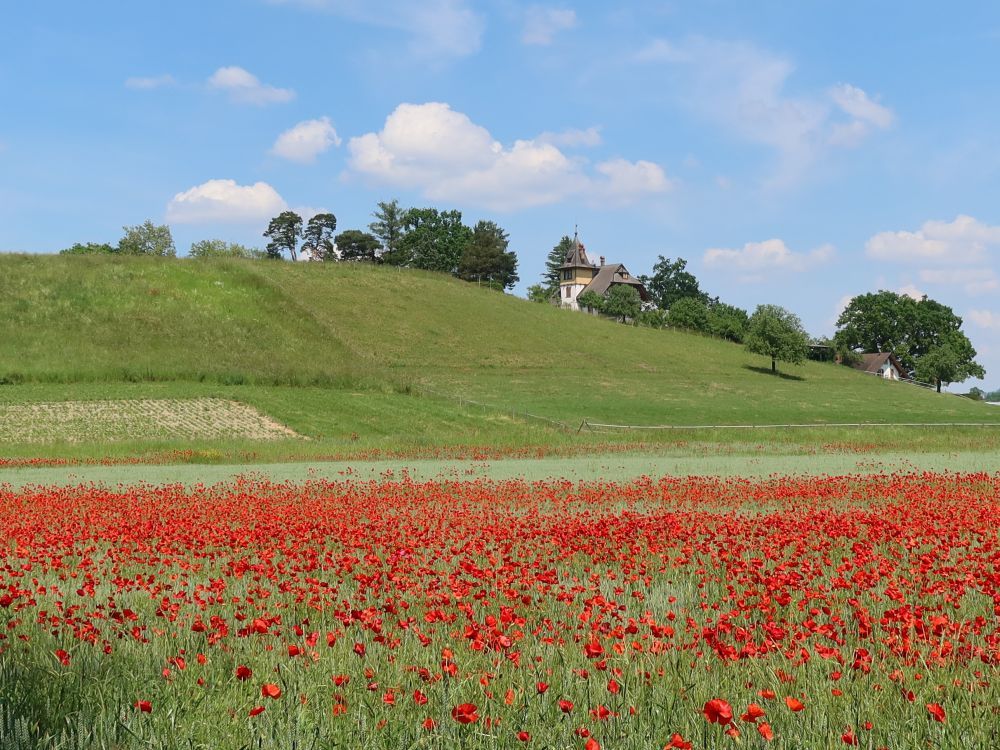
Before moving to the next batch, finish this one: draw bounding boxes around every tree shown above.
[59,242,117,255]
[119,220,175,256]
[335,230,381,262]
[542,236,575,295]
[706,302,749,343]
[526,283,554,303]
[188,239,264,259]
[398,208,471,273]
[915,333,986,392]
[602,285,641,323]
[636,308,670,329]
[369,199,406,265]
[456,220,519,290]
[301,213,338,260]
[745,304,809,373]
[835,291,983,381]
[263,211,303,260]
[965,387,985,401]
[667,297,709,332]
[577,289,605,313]
[644,256,709,310]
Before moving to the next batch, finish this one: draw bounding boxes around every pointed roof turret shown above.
[559,229,595,270]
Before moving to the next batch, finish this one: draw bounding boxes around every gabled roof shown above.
[854,352,906,375]
[581,263,650,301]
[558,235,594,269]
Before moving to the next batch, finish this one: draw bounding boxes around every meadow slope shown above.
[0,254,995,458]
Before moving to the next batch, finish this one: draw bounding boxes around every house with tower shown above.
[557,233,650,311]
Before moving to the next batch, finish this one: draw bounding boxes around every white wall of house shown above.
[877,362,901,380]
[560,281,589,310]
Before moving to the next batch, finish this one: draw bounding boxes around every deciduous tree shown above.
[335,229,381,262]
[645,256,708,310]
[188,239,263,259]
[602,285,641,323]
[745,304,809,373]
[667,297,709,332]
[398,208,471,274]
[119,220,176,257]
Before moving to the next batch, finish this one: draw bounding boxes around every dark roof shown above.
[581,263,650,301]
[558,235,594,269]
[854,352,906,374]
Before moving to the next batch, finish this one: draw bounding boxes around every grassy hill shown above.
[0,254,995,458]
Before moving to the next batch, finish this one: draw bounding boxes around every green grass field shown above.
[1,254,996,463]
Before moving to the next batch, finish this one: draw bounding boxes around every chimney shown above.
[599,256,605,266]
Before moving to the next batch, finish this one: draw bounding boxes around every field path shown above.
[2,450,998,489]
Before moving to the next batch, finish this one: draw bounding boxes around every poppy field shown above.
[1,472,998,749]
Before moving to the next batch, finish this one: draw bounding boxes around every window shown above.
[564,286,570,297]
[562,270,573,280]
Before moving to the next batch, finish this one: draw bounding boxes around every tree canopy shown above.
[398,208,472,273]
[602,285,642,323]
[542,236,574,296]
[835,290,983,383]
[369,200,406,265]
[263,211,303,260]
[666,297,709,332]
[745,304,809,373]
[119,220,175,257]
[335,230,381,263]
[456,220,519,290]
[644,256,709,310]
[59,242,117,255]
[188,240,263,259]
[301,213,338,261]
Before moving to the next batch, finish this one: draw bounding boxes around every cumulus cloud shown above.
[347,102,669,210]
[897,284,926,301]
[267,0,483,61]
[634,37,895,185]
[537,126,602,148]
[866,215,1000,264]
[703,239,834,275]
[166,179,287,223]
[271,117,341,163]
[207,66,294,105]
[968,309,1000,330]
[125,74,176,90]
[522,6,578,45]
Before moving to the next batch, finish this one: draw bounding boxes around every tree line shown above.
[60,201,520,291]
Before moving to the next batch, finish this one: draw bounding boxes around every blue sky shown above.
[2,1,999,390]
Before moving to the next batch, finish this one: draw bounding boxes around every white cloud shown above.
[968,309,1000,330]
[271,117,341,163]
[347,102,669,210]
[166,179,287,224]
[866,215,1000,264]
[593,158,672,201]
[703,239,834,274]
[897,283,926,301]
[522,6,578,45]
[267,0,483,61]
[207,66,295,106]
[537,126,602,148]
[125,74,176,90]
[828,83,894,146]
[634,37,894,185]
[918,267,999,295]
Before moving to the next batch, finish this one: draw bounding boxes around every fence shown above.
[578,420,1000,432]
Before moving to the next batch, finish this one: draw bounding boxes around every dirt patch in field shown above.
[0,398,301,443]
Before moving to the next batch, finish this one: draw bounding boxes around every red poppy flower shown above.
[261,683,282,699]
[757,722,774,741]
[536,681,549,694]
[413,690,428,705]
[703,698,733,725]
[784,696,805,712]
[422,718,436,730]
[559,699,574,713]
[235,665,252,681]
[54,649,70,667]
[741,704,766,723]
[517,731,531,742]
[668,734,693,749]
[842,728,859,745]
[451,703,479,724]
[249,706,265,717]
[926,703,946,723]
[134,700,152,713]
[584,738,601,750]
